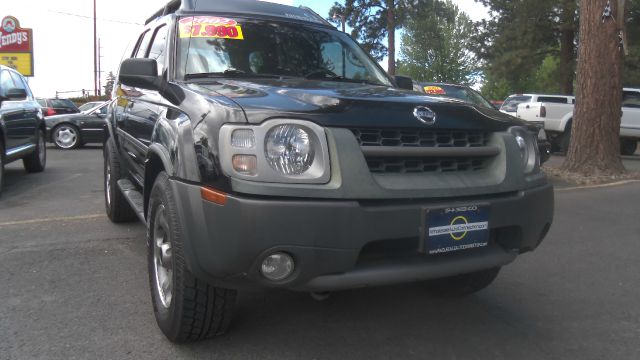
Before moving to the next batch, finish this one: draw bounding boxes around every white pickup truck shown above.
[511,90,640,155]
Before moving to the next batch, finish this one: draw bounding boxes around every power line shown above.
[47,10,143,25]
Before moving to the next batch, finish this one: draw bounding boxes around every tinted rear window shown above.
[50,99,78,109]
[538,96,569,104]
[501,96,532,112]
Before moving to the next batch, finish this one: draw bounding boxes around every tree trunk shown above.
[561,0,626,176]
[387,0,396,75]
[559,0,577,94]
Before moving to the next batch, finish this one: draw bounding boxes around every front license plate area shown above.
[424,205,490,255]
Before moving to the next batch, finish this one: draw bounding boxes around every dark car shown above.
[104,0,553,343]
[416,83,552,163]
[0,65,47,194]
[45,101,109,149]
[36,98,80,117]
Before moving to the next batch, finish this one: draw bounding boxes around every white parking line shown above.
[0,214,104,227]
[556,179,640,192]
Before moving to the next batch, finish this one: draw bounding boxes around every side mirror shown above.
[394,75,414,90]
[119,58,161,90]
[5,88,28,100]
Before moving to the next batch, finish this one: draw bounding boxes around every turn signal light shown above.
[200,187,227,205]
[232,154,257,176]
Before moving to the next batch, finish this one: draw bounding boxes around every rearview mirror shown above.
[119,58,160,90]
[394,75,414,90]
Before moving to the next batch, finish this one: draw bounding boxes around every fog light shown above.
[261,253,294,281]
[232,154,257,176]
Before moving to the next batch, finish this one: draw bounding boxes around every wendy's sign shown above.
[0,16,34,76]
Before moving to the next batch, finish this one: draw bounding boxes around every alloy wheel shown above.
[54,126,78,149]
[152,205,173,309]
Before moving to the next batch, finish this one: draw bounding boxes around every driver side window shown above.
[623,92,640,108]
[320,42,368,80]
[0,70,16,98]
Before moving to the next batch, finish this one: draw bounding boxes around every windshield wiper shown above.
[303,69,384,86]
[185,69,282,80]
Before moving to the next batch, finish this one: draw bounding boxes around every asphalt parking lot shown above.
[1,147,639,360]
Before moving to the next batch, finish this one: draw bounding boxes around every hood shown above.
[187,78,525,131]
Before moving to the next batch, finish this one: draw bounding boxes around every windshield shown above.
[422,85,495,109]
[500,96,532,112]
[177,17,392,86]
[79,102,101,112]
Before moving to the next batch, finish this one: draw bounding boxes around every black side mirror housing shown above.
[394,75,414,90]
[5,87,28,100]
[118,58,185,105]
[119,58,161,90]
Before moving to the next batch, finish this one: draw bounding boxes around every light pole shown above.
[93,0,98,97]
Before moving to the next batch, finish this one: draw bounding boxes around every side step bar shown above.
[117,179,146,223]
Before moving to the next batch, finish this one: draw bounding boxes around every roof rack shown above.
[144,0,333,27]
[145,0,183,25]
[298,6,332,27]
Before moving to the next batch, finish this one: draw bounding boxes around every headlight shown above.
[509,126,539,173]
[265,125,315,175]
[219,120,330,184]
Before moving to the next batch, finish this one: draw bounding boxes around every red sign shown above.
[0,16,32,52]
[0,16,33,76]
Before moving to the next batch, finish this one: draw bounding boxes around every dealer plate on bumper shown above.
[420,205,490,255]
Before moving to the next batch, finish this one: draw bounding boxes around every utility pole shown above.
[333,14,346,32]
[98,38,102,96]
[93,0,98,97]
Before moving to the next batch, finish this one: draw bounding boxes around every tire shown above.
[104,138,136,222]
[558,124,572,154]
[0,138,4,195]
[148,172,237,343]
[23,130,46,173]
[52,124,81,149]
[425,267,501,297]
[620,139,638,156]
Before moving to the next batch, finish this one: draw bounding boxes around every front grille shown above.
[366,157,489,174]
[350,128,495,174]
[351,128,490,148]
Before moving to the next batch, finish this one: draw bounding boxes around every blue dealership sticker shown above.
[424,205,490,254]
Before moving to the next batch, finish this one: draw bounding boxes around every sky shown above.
[2,0,488,98]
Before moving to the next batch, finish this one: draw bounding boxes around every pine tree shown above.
[560,0,626,176]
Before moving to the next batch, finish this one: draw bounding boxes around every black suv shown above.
[36,98,80,117]
[105,0,553,343]
[0,65,47,194]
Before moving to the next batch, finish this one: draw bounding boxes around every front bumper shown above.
[171,180,554,292]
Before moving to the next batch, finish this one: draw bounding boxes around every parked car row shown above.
[0,62,108,194]
[414,82,552,163]
[501,91,640,155]
[45,101,108,149]
[36,97,80,116]
[0,65,47,194]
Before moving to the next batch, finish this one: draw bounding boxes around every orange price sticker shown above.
[424,86,446,95]
[179,17,244,40]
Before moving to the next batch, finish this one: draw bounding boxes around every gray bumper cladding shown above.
[171,180,554,292]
